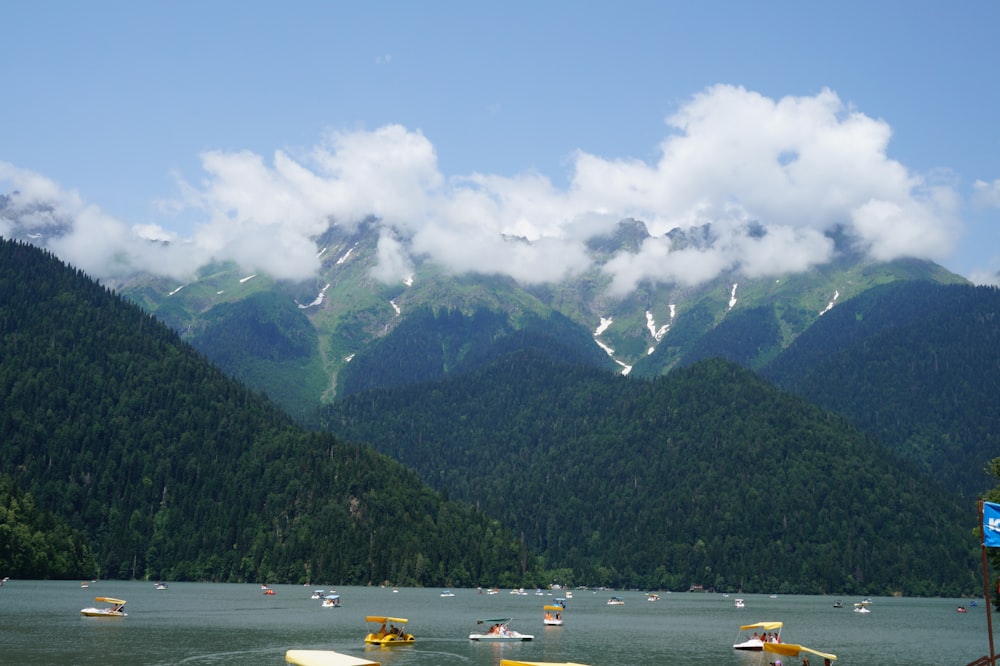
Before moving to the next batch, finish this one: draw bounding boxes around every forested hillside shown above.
[762,281,1000,497]
[323,353,979,596]
[0,238,525,585]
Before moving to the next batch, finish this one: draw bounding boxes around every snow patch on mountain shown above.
[168,285,185,296]
[336,245,357,265]
[646,309,672,342]
[297,283,332,310]
[729,283,739,309]
[820,289,840,314]
[239,274,256,283]
[390,299,401,315]
[595,317,613,336]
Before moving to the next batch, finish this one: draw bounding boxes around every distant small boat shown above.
[311,589,325,599]
[321,594,341,608]
[607,596,624,606]
[853,601,871,614]
[833,600,843,608]
[440,590,455,597]
[958,606,968,613]
[647,593,660,602]
[154,582,168,590]
[734,598,745,609]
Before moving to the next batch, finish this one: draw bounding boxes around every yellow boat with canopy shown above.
[763,642,837,663]
[363,616,415,645]
[733,620,783,650]
[80,597,127,617]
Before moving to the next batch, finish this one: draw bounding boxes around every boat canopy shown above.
[93,597,126,605]
[764,643,837,661]
[364,615,407,624]
[285,649,380,666]
[543,605,564,612]
[477,617,513,624]
[738,621,783,631]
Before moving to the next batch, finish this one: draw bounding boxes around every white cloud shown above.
[1,85,964,294]
[973,179,1000,208]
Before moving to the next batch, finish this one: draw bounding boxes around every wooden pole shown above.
[979,499,996,665]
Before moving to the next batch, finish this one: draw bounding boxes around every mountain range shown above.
[1,207,997,595]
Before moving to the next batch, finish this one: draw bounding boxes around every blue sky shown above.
[1,1,998,290]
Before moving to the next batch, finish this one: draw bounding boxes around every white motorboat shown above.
[469,618,533,641]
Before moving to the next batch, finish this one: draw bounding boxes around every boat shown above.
[958,606,968,613]
[647,593,660,602]
[310,589,325,599]
[363,616,415,645]
[833,600,843,608]
[80,597,127,617]
[154,582,168,590]
[321,594,341,608]
[732,621,783,650]
[500,662,591,666]
[734,598,745,609]
[853,601,871,613]
[607,596,624,605]
[285,650,380,666]
[440,589,455,597]
[543,604,564,626]
[469,617,534,641]
[763,641,837,664]
[80,581,89,588]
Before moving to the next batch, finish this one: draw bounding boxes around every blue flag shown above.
[985,502,1000,547]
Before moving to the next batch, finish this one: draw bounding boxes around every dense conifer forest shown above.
[0,238,524,585]
[324,352,980,596]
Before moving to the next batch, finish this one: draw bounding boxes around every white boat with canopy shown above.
[80,597,127,617]
[733,620,783,650]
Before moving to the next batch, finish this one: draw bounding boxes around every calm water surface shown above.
[0,581,994,665]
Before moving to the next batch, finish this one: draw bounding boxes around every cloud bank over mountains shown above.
[0,85,964,295]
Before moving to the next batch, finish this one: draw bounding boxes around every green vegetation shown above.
[0,475,97,579]
[324,353,979,596]
[762,281,1000,496]
[0,238,524,585]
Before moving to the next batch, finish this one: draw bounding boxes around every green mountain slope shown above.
[0,238,525,585]
[762,281,1000,497]
[106,218,966,417]
[323,353,979,596]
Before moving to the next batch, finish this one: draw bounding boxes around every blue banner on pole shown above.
[985,502,1000,547]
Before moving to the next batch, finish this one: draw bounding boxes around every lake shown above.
[0,581,994,665]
